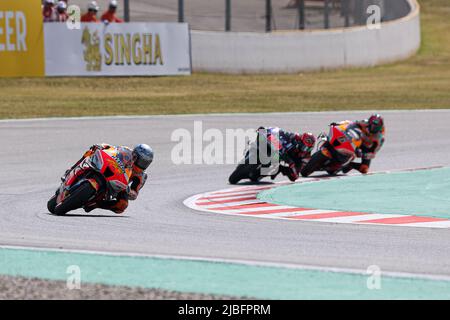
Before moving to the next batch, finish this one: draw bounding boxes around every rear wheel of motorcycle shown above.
[53,182,96,216]
[301,151,328,177]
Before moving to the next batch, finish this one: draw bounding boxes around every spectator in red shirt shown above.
[101,0,124,23]
[43,0,57,22]
[55,1,69,22]
[81,1,100,23]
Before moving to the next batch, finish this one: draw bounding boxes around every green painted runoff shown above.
[0,247,449,299]
[259,167,450,219]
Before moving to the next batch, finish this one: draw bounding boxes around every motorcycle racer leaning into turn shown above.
[334,114,385,175]
[61,143,153,214]
[261,127,316,181]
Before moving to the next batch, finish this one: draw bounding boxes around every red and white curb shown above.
[183,177,450,229]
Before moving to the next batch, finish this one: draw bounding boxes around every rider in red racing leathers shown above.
[339,114,385,174]
[63,143,153,213]
[260,127,316,182]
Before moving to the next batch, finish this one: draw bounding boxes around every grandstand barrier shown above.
[1,0,420,76]
[190,0,420,73]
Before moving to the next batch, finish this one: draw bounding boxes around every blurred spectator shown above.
[43,0,57,22]
[81,1,100,22]
[101,0,124,23]
[285,0,300,9]
[55,1,69,22]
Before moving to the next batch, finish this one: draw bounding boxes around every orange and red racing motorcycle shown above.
[301,121,363,177]
[47,146,132,215]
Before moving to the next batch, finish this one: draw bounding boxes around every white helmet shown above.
[109,0,118,8]
[88,1,100,11]
[45,0,56,5]
[57,1,67,10]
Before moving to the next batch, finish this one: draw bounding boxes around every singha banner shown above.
[44,22,191,76]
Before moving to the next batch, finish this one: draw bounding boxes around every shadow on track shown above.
[45,212,129,218]
[230,173,347,186]
[231,181,275,186]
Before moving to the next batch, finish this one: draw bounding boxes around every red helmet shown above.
[368,114,384,134]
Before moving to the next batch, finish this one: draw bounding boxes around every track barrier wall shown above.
[191,0,420,73]
[0,0,420,76]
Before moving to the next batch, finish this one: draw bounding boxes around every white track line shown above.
[267,209,339,218]
[322,213,407,223]
[395,220,450,228]
[208,206,298,214]
[2,109,450,123]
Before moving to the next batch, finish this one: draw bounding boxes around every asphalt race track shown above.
[1,110,450,277]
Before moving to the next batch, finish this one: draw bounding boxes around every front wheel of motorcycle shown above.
[229,164,251,184]
[53,182,96,216]
[47,193,58,214]
[301,151,328,177]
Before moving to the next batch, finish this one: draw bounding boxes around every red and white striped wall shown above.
[183,178,450,229]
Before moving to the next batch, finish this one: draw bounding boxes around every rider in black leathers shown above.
[259,127,316,182]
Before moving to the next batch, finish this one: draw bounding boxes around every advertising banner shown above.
[0,0,45,77]
[45,22,191,76]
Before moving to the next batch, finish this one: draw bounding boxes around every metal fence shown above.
[70,0,410,32]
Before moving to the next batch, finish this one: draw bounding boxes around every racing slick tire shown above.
[53,182,96,216]
[47,193,58,214]
[229,164,258,185]
[301,151,328,177]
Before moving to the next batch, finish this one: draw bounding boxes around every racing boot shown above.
[342,165,353,174]
[83,203,98,213]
